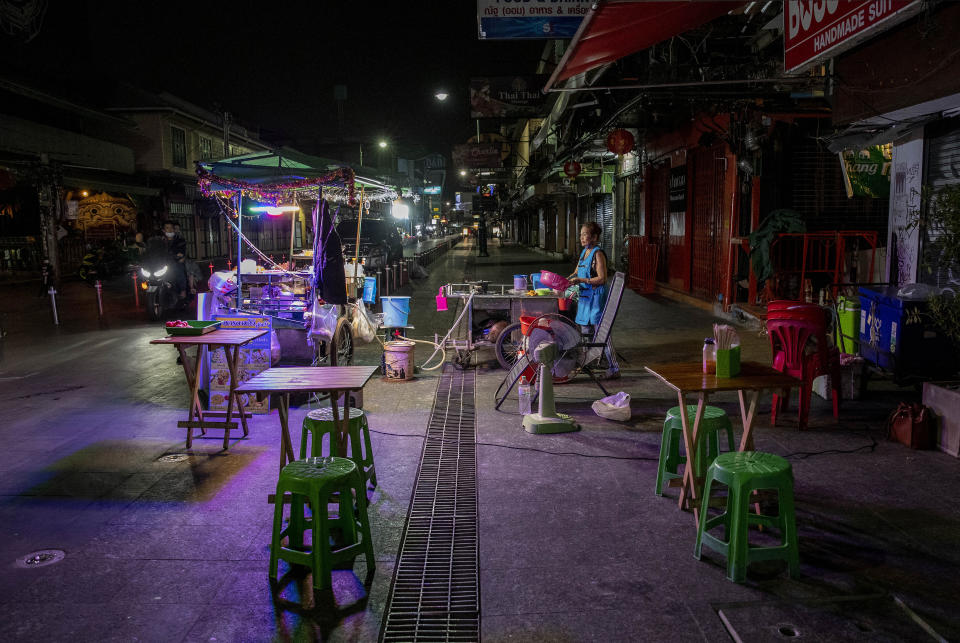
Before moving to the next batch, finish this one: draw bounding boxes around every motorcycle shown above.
[138,256,186,321]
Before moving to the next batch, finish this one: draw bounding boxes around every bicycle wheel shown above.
[494,321,523,370]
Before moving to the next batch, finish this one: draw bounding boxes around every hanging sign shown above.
[668,165,687,238]
[477,0,592,40]
[470,76,545,119]
[841,145,892,199]
[785,0,922,73]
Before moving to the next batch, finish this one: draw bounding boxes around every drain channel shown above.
[380,364,479,642]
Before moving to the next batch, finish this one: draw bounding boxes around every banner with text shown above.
[453,143,502,170]
[477,0,592,40]
[470,76,546,119]
[785,0,921,73]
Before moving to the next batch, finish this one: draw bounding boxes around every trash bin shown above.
[835,295,860,354]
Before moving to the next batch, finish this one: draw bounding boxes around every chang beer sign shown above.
[840,145,892,198]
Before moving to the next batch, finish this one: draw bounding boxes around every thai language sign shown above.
[785,0,921,73]
[470,76,545,119]
[477,0,592,40]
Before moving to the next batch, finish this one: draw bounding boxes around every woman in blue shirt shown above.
[567,221,619,378]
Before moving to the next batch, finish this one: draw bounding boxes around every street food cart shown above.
[196,151,400,368]
[438,281,566,368]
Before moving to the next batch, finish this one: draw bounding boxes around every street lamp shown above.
[435,91,449,101]
[459,170,467,177]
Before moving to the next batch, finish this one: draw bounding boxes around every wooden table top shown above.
[150,329,268,346]
[235,366,378,393]
[645,361,798,394]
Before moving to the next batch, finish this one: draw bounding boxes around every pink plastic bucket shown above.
[540,270,570,291]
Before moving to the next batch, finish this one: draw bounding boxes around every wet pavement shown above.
[1,238,959,641]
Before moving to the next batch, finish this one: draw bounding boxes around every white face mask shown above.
[164,231,175,238]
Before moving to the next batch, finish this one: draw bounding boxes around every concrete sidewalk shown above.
[1,240,958,641]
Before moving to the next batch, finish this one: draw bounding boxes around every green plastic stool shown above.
[694,451,800,583]
[655,405,735,496]
[302,406,377,489]
[269,457,376,591]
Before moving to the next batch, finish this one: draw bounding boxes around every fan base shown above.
[523,412,580,434]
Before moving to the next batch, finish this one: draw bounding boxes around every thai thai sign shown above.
[785,0,921,73]
[470,76,545,119]
[477,0,591,40]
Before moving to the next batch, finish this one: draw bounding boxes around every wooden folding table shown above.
[150,328,267,450]
[644,361,797,525]
[235,366,378,474]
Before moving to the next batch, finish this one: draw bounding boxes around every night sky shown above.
[7,1,544,157]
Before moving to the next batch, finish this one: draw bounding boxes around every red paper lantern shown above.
[605,129,635,155]
[563,161,582,178]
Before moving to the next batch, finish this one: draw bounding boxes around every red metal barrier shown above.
[769,231,877,300]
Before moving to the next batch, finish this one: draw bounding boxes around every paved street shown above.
[1,239,959,641]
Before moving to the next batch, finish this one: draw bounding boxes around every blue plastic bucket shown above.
[530,273,543,289]
[362,276,377,304]
[381,296,411,327]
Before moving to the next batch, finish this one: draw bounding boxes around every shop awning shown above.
[544,1,742,91]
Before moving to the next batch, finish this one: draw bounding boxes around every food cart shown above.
[196,151,399,369]
[438,281,569,368]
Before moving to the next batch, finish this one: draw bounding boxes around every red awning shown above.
[546,1,743,90]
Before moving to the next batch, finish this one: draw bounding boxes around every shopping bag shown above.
[886,402,935,449]
[591,391,632,421]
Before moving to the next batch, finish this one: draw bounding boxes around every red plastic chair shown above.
[767,314,841,430]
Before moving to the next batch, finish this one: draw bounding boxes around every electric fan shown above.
[522,315,581,434]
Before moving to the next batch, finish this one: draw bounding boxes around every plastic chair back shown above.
[767,316,829,379]
[592,271,625,346]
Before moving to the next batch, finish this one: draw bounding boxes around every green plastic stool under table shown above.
[269,457,375,591]
[655,405,735,496]
[301,406,377,488]
[694,451,800,583]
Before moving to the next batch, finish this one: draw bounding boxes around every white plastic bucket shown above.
[381,296,411,327]
[382,340,415,381]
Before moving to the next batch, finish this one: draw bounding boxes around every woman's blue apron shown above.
[575,246,607,326]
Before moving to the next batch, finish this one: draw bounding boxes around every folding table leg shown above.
[677,393,707,525]
[738,389,760,452]
[277,393,293,472]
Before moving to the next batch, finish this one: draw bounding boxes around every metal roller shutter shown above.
[923,118,960,289]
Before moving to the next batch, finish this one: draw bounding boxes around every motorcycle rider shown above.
[152,220,188,302]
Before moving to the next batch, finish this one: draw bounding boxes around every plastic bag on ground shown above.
[592,391,631,421]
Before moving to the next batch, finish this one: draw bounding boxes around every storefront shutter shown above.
[595,194,613,256]
[923,118,960,288]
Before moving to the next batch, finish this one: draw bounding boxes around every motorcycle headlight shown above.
[141,268,151,278]
[155,265,168,277]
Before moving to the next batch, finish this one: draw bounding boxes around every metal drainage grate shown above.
[380,364,479,642]
[15,549,66,569]
[157,454,190,463]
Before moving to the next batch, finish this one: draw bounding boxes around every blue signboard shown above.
[477,0,590,40]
